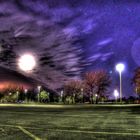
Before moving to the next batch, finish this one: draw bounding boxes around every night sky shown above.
[0,0,140,97]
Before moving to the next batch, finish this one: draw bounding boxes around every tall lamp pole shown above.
[24,89,28,103]
[115,63,125,103]
[81,88,84,103]
[37,86,41,103]
[60,90,63,102]
[113,89,119,103]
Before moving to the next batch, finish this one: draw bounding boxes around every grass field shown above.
[0,104,139,140]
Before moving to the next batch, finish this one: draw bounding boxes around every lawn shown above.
[0,104,139,140]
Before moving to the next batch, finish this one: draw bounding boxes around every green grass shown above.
[0,104,139,140]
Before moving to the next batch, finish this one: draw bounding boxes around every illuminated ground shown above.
[0,104,139,140]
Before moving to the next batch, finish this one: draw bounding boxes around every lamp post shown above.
[81,88,84,103]
[16,91,19,102]
[48,92,50,102]
[95,94,98,104]
[24,89,28,103]
[60,90,63,102]
[113,89,119,103]
[115,63,125,103]
[37,86,41,103]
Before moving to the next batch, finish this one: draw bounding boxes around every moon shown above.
[18,54,36,72]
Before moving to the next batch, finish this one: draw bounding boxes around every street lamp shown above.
[48,92,50,102]
[81,88,84,103]
[24,89,28,94]
[16,91,19,102]
[60,90,63,102]
[37,86,41,102]
[95,94,98,104]
[113,89,119,103]
[24,89,28,103]
[60,90,63,97]
[115,63,125,103]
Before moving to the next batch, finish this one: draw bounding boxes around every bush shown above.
[39,90,49,103]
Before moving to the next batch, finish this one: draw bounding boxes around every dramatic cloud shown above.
[0,0,139,96]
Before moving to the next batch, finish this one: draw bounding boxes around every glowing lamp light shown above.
[37,86,41,92]
[115,63,125,103]
[115,63,125,73]
[24,89,28,94]
[114,89,119,97]
[18,54,36,72]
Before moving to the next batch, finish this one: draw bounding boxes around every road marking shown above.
[0,103,139,108]
[0,124,140,137]
[17,126,42,140]
[0,124,15,128]
[0,124,42,139]
[0,124,140,132]
[45,128,140,136]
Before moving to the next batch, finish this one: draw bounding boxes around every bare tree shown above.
[64,80,83,104]
[132,67,140,98]
[84,70,111,103]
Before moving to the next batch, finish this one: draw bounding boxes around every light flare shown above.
[18,54,36,72]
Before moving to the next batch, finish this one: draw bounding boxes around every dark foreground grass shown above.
[0,104,139,140]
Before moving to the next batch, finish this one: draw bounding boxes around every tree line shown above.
[0,68,140,104]
[63,70,111,104]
